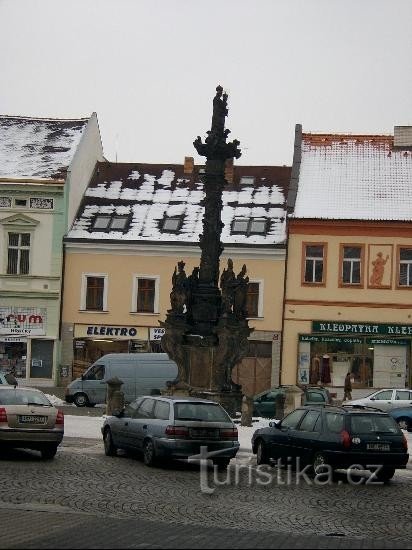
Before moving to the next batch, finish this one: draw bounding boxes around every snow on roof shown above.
[68,163,291,246]
[0,115,89,180]
[293,134,412,221]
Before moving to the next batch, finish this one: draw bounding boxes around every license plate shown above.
[190,429,218,439]
[19,416,47,425]
[367,443,390,451]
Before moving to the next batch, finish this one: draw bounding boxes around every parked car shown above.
[0,386,64,459]
[389,407,412,431]
[252,405,409,482]
[102,396,239,469]
[66,353,178,407]
[253,386,332,418]
[346,388,412,412]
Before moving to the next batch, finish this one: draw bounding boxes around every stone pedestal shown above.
[283,385,304,416]
[106,377,125,416]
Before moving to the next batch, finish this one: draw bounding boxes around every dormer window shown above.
[92,215,129,231]
[232,217,268,236]
[240,176,255,186]
[161,216,183,233]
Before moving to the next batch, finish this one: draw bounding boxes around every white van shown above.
[65,353,178,407]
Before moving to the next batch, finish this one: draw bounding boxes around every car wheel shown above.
[73,393,90,407]
[143,440,157,467]
[256,440,270,466]
[213,458,231,471]
[41,445,58,460]
[103,428,117,457]
[396,417,412,432]
[374,467,395,483]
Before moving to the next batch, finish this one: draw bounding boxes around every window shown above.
[154,401,171,420]
[342,246,362,285]
[232,218,267,236]
[14,198,28,208]
[395,390,412,401]
[399,248,412,287]
[135,399,156,419]
[246,282,260,317]
[82,275,107,311]
[374,390,393,401]
[306,390,326,403]
[240,176,255,186]
[304,244,325,284]
[351,415,399,435]
[133,276,159,314]
[298,411,321,432]
[281,409,306,430]
[84,364,105,381]
[162,216,183,232]
[325,413,344,434]
[7,233,30,275]
[92,215,129,231]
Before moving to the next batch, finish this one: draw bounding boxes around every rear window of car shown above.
[325,413,344,433]
[0,389,51,406]
[174,403,231,422]
[350,414,400,435]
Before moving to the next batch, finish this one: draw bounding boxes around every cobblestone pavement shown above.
[0,438,411,548]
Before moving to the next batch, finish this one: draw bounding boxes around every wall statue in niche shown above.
[368,244,393,288]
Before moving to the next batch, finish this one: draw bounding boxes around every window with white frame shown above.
[232,218,268,236]
[7,233,31,275]
[81,274,108,311]
[342,246,362,285]
[304,244,325,284]
[132,276,160,314]
[399,248,412,287]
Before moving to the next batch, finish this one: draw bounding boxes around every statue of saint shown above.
[170,261,187,314]
[186,267,200,319]
[370,252,390,286]
[220,258,236,314]
[233,264,249,319]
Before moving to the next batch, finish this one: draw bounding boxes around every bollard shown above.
[106,377,125,416]
[240,395,254,427]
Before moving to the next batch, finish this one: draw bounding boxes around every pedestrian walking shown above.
[344,372,352,401]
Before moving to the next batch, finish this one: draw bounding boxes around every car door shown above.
[254,390,280,418]
[273,409,307,460]
[124,398,156,450]
[289,409,322,466]
[393,390,412,409]
[113,399,142,448]
[81,363,106,404]
[369,390,395,411]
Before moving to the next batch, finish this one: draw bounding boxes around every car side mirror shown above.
[112,409,124,418]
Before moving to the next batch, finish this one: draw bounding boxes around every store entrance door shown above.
[373,345,407,388]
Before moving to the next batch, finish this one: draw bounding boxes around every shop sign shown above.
[150,328,165,341]
[0,307,46,336]
[75,340,86,349]
[367,338,409,346]
[0,336,27,343]
[75,325,148,340]
[300,335,363,344]
[313,321,412,337]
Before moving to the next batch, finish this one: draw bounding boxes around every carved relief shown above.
[368,245,393,288]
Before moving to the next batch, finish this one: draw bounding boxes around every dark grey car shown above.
[102,396,240,469]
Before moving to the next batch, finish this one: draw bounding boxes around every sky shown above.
[0,0,411,167]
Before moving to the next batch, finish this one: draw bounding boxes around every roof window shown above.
[240,176,255,186]
[161,216,183,233]
[92,215,129,232]
[232,217,268,236]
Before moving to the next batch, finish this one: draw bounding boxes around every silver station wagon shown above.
[102,396,239,469]
[0,387,64,459]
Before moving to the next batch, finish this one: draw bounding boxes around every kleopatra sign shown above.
[313,321,412,336]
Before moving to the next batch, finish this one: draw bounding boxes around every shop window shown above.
[133,276,159,314]
[399,248,412,287]
[7,232,31,275]
[341,245,363,285]
[82,274,108,311]
[303,244,326,284]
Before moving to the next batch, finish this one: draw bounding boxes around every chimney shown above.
[225,158,234,184]
[394,126,412,149]
[184,156,194,174]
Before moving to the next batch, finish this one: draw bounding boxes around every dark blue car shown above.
[252,405,409,482]
[389,407,412,431]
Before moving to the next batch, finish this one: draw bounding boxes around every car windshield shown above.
[351,414,400,435]
[174,403,231,423]
[0,389,52,407]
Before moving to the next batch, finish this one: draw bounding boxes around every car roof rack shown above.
[340,404,384,412]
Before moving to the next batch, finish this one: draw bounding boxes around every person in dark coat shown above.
[344,372,353,401]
